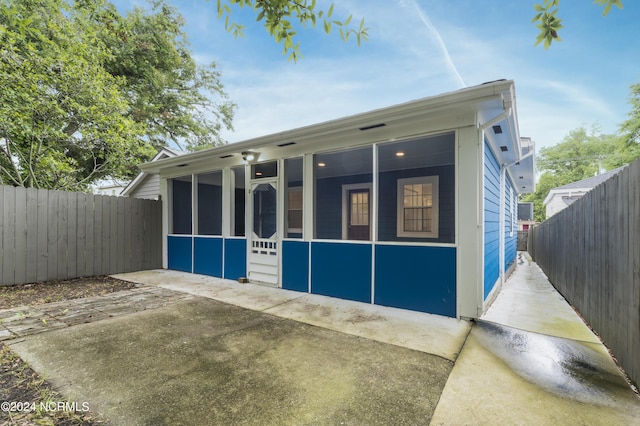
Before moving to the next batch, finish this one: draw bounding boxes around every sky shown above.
[113,0,640,151]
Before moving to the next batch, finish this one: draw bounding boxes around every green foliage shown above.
[0,0,234,190]
[532,0,623,48]
[620,83,640,149]
[216,0,368,62]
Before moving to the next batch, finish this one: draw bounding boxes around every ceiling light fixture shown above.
[317,162,326,167]
[396,152,405,157]
[241,151,260,163]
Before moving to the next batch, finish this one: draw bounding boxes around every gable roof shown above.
[121,147,185,197]
[553,166,627,191]
[543,165,627,207]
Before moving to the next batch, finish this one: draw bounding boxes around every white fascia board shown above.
[142,80,516,175]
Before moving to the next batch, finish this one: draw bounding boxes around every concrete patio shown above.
[4,252,640,424]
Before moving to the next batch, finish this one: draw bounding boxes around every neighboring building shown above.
[543,166,626,218]
[142,80,535,320]
[94,182,127,197]
[517,202,536,231]
[122,147,184,200]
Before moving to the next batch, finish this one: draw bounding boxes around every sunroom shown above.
[141,80,535,320]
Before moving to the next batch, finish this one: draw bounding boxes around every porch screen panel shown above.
[314,146,372,240]
[197,171,222,235]
[232,166,245,236]
[377,133,455,243]
[285,157,303,238]
[171,175,192,234]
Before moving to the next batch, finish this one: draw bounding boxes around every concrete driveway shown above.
[10,296,453,425]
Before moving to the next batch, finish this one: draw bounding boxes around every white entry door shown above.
[248,180,278,285]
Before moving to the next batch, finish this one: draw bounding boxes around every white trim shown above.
[396,176,439,239]
[161,178,169,269]
[222,167,232,238]
[303,154,314,240]
[310,238,372,245]
[373,241,456,248]
[341,183,373,240]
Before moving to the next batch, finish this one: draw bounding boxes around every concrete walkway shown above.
[3,252,639,424]
[432,252,640,425]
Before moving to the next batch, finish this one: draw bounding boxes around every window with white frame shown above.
[397,176,439,238]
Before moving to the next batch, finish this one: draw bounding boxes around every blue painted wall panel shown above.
[167,236,192,272]
[484,140,500,299]
[311,242,371,303]
[282,241,309,292]
[224,238,246,280]
[194,237,223,277]
[504,177,517,271]
[374,245,456,317]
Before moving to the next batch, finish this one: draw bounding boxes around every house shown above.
[543,166,625,218]
[94,181,127,197]
[517,202,536,231]
[121,147,184,200]
[141,80,535,319]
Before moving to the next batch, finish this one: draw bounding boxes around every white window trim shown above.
[510,187,516,237]
[396,176,439,239]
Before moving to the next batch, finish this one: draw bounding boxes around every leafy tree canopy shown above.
[0,0,234,191]
[215,0,368,61]
[533,0,623,48]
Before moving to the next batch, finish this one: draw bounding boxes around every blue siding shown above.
[484,141,500,300]
[193,237,223,277]
[504,177,517,271]
[167,236,192,272]
[282,240,309,292]
[374,245,456,317]
[311,242,371,303]
[224,238,246,280]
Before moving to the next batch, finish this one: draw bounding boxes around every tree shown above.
[215,0,368,61]
[533,0,623,48]
[620,83,640,150]
[521,126,635,222]
[0,0,234,191]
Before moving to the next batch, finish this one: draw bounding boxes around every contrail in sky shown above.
[406,0,466,88]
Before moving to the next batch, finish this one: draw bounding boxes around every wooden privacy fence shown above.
[1,185,162,286]
[528,157,640,388]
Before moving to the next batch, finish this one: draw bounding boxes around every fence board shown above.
[67,192,78,280]
[25,188,39,283]
[529,157,640,389]
[2,187,16,285]
[13,187,27,285]
[36,189,49,282]
[1,185,161,286]
[84,194,95,277]
[95,196,105,275]
[76,193,87,278]
[117,197,126,273]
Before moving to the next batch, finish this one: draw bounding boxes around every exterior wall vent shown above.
[492,125,503,134]
[359,123,386,131]
[277,142,297,147]
[500,146,508,152]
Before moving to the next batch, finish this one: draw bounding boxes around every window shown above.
[397,176,439,238]
[170,175,192,234]
[197,171,222,235]
[285,157,303,238]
